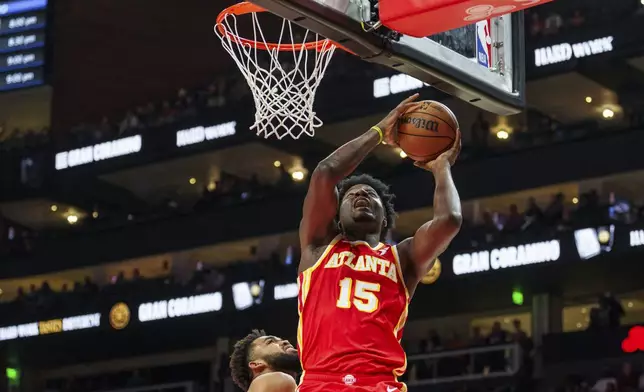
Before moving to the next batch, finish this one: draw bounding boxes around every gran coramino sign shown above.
[55,135,142,170]
[534,36,614,67]
[452,240,561,276]
[138,292,223,322]
[176,121,236,147]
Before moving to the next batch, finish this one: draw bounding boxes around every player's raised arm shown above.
[298,94,419,255]
[399,130,463,288]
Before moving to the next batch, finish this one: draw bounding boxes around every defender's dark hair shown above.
[337,174,396,240]
[230,329,266,391]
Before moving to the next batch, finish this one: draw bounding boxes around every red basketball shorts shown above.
[297,372,407,392]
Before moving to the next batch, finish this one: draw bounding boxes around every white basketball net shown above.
[216,11,336,139]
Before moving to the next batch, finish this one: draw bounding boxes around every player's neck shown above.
[343,231,380,248]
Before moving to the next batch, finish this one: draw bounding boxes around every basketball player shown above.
[230,329,301,392]
[297,93,462,392]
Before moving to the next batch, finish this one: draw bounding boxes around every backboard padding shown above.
[248,0,526,115]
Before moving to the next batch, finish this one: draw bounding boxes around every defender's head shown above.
[337,174,396,241]
[230,329,300,391]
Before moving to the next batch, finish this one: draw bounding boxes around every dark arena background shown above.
[1,0,644,391]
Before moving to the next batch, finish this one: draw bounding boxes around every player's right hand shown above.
[376,93,419,146]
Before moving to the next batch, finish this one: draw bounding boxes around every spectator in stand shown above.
[487,321,508,345]
[478,211,499,244]
[591,369,617,392]
[132,268,142,281]
[569,10,585,27]
[544,193,565,227]
[524,197,544,230]
[504,204,524,234]
[529,12,543,36]
[617,362,640,392]
[487,321,509,371]
[511,319,534,379]
[599,292,625,329]
[470,326,486,346]
[114,271,126,285]
[427,329,443,351]
[543,12,564,35]
[83,276,99,293]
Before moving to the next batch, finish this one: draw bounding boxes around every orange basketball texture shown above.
[397,101,459,162]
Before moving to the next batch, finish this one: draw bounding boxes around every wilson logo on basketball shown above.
[399,117,439,132]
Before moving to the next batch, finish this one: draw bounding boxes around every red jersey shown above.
[297,235,410,382]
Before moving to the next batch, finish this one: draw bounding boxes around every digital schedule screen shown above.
[0,0,48,91]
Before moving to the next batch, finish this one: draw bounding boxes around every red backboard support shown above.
[379,0,554,38]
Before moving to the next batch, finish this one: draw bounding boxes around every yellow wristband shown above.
[371,126,383,144]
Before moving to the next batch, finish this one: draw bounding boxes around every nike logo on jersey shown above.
[378,248,388,256]
[387,386,398,392]
[324,251,398,283]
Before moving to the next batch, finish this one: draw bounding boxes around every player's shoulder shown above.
[299,234,343,272]
[249,372,297,392]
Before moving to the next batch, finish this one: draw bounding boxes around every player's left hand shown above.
[376,93,420,146]
[414,129,461,172]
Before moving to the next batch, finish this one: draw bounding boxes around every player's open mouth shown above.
[354,198,370,208]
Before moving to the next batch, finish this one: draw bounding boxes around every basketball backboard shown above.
[249,0,527,115]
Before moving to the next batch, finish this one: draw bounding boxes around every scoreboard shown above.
[0,0,48,91]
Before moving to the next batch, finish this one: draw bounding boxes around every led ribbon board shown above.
[452,240,561,275]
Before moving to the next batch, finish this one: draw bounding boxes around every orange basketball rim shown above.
[216,1,350,53]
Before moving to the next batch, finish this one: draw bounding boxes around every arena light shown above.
[66,214,78,225]
[496,130,509,140]
[602,108,615,119]
[189,177,197,185]
[572,197,579,204]
[92,211,99,219]
[50,204,57,212]
[291,170,305,181]
[585,96,592,103]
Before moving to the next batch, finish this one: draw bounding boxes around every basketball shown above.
[397,100,459,162]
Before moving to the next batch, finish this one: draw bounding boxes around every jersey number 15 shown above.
[336,277,381,313]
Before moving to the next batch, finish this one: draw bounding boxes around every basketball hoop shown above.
[215,2,341,140]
